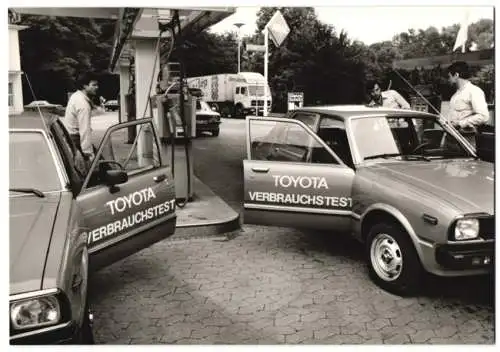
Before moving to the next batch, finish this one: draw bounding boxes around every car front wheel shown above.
[78,308,94,344]
[212,129,220,137]
[366,223,422,296]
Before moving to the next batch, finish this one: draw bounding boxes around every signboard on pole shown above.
[287,92,304,111]
[265,10,290,47]
[246,44,266,52]
[262,10,290,117]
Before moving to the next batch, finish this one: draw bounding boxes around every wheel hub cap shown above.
[370,233,403,281]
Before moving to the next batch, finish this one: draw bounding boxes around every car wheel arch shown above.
[360,204,425,263]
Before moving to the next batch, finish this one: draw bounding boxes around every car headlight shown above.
[454,218,479,240]
[10,296,61,330]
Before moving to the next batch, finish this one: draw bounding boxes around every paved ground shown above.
[89,117,495,345]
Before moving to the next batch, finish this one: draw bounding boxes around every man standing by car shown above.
[366,80,411,109]
[63,72,99,162]
[446,61,489,146]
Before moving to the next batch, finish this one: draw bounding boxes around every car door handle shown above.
[251,167,269,173]
[153,174,166,182]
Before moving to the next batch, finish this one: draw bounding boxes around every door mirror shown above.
[475,125,495,162]
[99,160,128,186]
[103,169,128,186]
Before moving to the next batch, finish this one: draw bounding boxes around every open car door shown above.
[77,119,176,272]
[243,116,355,231]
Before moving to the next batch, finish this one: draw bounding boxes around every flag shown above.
[453,10,470,53]
[265,10,290,47]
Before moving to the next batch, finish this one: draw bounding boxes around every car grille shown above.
[479,216,495,240]
[196,114,219,123]
[251,100,271,106]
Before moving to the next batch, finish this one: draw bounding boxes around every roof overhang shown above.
[110,7,236,72]
[10,7,236,72]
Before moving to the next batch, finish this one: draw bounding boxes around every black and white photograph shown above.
[5,0,496,346]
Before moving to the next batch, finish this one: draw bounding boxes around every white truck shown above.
[186,72,272,118]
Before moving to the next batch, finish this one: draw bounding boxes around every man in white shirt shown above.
[447,61,489,129]
[366,80,411,109]
[63,73,99,161]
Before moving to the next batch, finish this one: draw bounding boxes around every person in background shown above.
[446,61,489,137]
[62,72,99,162]
[366,80,411,109]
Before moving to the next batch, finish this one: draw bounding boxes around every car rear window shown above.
[9,131,61,192]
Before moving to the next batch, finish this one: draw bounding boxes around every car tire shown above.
[78,305,94,344]
[212,129,220,137]
[221,105,231,118]
[366,222,422,296]
[235,104,244,118]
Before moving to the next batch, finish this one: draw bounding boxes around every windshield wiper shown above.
[364,153,403,161]
[403,154,431,162]
[9,188,45,198]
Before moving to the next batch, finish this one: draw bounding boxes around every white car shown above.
[25,100,62,108]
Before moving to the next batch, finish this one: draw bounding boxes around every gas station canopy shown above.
[11,7,236,71]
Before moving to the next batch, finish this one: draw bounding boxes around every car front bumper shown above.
[196,121,220,132]
[246,107,270,116]
[435,241,494,270]
[10,321,78,345]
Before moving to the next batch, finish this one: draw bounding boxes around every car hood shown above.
[196,110,220,117]
[369,159,494,215]
[10,194,61,295]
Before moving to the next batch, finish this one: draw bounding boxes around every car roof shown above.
[9,111,58,130]
[293,105,437,120]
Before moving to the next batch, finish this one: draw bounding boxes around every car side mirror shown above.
[99,160,128,186]
[475,126,495,163]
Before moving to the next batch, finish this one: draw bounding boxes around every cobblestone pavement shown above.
[89,226,494,345]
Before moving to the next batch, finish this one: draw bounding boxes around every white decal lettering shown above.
[247,191,352,210]
[280,175,292,188]
[105,201,115,215]
[272,175,329,190]
[115,198,127,213]
[299,177,311,189]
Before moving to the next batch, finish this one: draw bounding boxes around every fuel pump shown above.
[148,11,196,206]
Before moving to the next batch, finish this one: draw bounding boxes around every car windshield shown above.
[350,115,472,161]
[248,85,265,96]
[197,100,212,111]
[9,131,61,192]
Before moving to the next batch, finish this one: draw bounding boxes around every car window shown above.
[351,115,471,160]
[249,119,338,164]
[196,100,201,110]
[236,87,240,94]
[241,87,247,95]
[292,112,318,130]
[51,120,87,188]
[99,122,162,175]
[318,117,354,167]
[9,131,61,192]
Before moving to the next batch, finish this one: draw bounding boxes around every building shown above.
[9,23,28,115]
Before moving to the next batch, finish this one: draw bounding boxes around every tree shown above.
[469,19,494,49]
[246,7,368,111]
[19,15,116,104]
[169,31,239,76]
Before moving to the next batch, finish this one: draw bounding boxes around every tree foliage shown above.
[19,15,116,104]
[17,10,493,108]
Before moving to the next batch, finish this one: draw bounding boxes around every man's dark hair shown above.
[76,72,99,90]
[366,80,381,92]
[447,61,471,79]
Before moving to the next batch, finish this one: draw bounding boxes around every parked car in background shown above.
[195,99,221,137]
[25,100,65,116]
[104,100,119,112]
